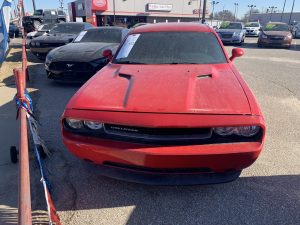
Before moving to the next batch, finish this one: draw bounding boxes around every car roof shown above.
[86,26,128,31]
[132,22,213,33]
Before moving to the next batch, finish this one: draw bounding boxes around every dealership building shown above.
[68,0,211,27]
[249,12,300,26]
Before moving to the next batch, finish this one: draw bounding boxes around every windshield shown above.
[245,22,259,27]
[49,23,84,34]
[263,23,289,31]
[220,22,242,29]
[114,32,227,65]
[74,29,122,43]
[38,23,55,31]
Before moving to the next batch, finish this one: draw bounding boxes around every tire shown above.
[15,31,19,38]
[10,146,18,163]
[257,43,262,48]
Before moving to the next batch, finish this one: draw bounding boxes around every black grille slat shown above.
[221,34,233,38]
[50,62,94,71]
[104,124,212,141]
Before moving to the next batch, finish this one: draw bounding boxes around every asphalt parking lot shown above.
[1,37,300,225]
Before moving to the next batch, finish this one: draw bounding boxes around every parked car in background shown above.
[292,23,300,38]
[216,21,245,45]
[245,22,261,37]
[26,23,56,48]
[257,22,293,48]
[30,22,93,59]
[62,23,266,185]
[9,23,20,38]
[22,9,67,33]
[45,27,129,82]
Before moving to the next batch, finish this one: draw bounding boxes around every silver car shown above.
[216,22,245,45]
[245,22,261,37]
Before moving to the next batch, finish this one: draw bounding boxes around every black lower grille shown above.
[40,43,65,48]
[221,34,233,38]
[270,36,284,40]
[50,61,94,71]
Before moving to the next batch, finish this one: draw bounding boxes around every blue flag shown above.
[0,0,12,65]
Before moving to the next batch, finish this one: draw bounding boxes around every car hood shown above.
[50,42,119,62]
[218,29,242,33]
[262,31,291,36]
[33,33,77,43]
[67,64,251,115]
[245,27,259,30]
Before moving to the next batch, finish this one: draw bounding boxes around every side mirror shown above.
[102,49,113,61]
[259,28,262,31]
[45,30,49,33]
[230,48,244,61]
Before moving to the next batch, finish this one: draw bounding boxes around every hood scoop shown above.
[197,74,212,79]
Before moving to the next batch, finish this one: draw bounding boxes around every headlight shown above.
[233,32,240,37]
[90,57,108,67]
[65,118,83,129]
[285,34,292,39]
[214,127,236,136]
[84,121,103,130]
[45,54,53,64]
[35,42,40,47]
[261,34,268,39]
[237,126,260,137]
[31,42,36,47]
[214,126,260,137]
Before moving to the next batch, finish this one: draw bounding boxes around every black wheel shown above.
[257,43,262,48]
[37,145,47,159]
[10,146,19,163]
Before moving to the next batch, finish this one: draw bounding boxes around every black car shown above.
[45,27,129,82]
[30,22,93,59]
[9,23,20,38]
[26,23,56,48]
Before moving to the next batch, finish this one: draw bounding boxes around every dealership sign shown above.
[147,3,173,12]
[92,0,108,11]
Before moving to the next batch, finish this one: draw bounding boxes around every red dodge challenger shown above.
[62,23,266,185]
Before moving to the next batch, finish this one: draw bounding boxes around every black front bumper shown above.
[85,162,242,185]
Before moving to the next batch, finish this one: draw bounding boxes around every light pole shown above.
[269,6,277,21]
[234,3,239,21]
[211,1,219,25]
[59,0,64,10]
[288,0,296,25]
[198,0,202,22]
[281,0,287,22]
[201,0,207,24]
[247,5,256,22]
[113,0,116,25]
[32,0,36,12]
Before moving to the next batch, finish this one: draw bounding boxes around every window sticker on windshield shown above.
[116,34,140,59]
[74,31,87,42]
[220,21,230,28]
[266,24,276,29]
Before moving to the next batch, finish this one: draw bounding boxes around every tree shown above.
[213,10,235,21]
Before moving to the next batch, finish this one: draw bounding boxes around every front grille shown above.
[40,42,65,48]
[221,33,233,38]
[270,36,284,40]
[104,124,212,141]
[50,61,94,72]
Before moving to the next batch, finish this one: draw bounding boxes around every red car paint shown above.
[62,23,266,185]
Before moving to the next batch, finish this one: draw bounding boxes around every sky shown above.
[12,0,300,19]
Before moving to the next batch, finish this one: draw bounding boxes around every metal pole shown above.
[32,0,36,12]
[198,0,202,22]
[236,4,239,21]
[281,0,287,22]
[234,4,237,21]
[15,68,32,225]
[201,0,207,24]
[113,0,116,25]
[288,0,295,25]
